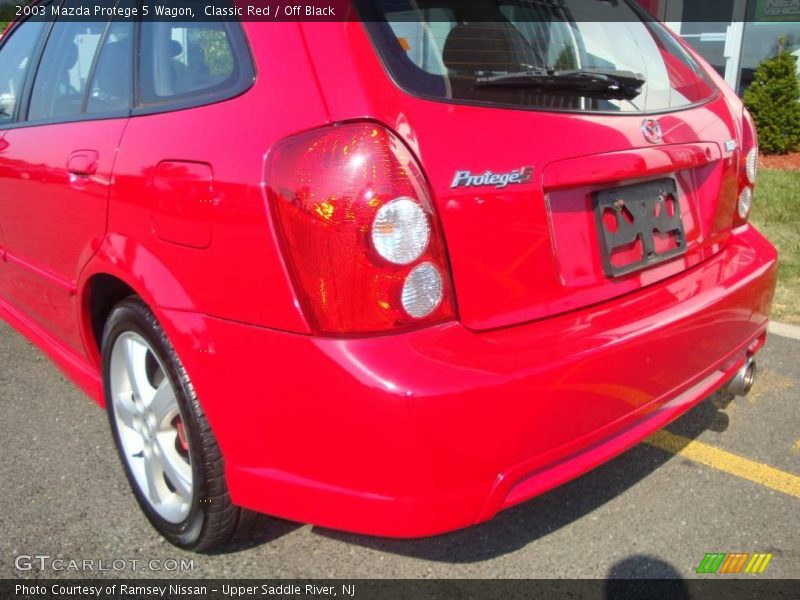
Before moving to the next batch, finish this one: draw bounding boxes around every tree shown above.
[743,39,800,155]
[0,2,17,33]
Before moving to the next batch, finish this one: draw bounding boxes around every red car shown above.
[0,1,777,550]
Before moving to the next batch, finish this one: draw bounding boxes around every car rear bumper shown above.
[163,225,777,537]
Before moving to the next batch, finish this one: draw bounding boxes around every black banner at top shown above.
[2,0,799,23]
[6,0,353,21]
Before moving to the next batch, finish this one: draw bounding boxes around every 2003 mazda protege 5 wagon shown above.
[0,0,778,550]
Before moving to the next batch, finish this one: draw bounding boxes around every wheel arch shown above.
[78,234,198,373]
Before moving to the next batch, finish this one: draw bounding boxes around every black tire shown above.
[102,296,259,551]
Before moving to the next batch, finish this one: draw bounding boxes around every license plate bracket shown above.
[593,178,687,278]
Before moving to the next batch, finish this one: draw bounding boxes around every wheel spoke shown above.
[149,379,177,425]
[157,433,193,501]
[124,336,156,405]
[144,450,163,505]
[114,393,138,431]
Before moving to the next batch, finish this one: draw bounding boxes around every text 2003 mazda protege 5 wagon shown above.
[0,0,778,550]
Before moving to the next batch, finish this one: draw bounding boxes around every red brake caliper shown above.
[175,418,189,452]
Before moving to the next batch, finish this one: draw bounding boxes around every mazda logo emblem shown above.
[642,119,663,144]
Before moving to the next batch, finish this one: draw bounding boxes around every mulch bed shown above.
[760,152,800,171]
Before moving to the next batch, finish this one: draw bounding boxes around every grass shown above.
[750,168,800,324]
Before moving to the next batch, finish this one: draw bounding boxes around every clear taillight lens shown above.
[745,146,759,185]
[372,198,430,265]
[735,110,758,226]
[266,122,456,335]
[738,187,753,220]
[401,262,443,318]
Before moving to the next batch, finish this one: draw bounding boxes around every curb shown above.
[768,321,800,341]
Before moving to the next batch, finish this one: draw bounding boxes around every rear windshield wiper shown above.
[474,68,646,100]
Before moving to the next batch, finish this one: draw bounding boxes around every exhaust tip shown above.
[726,357,757,396]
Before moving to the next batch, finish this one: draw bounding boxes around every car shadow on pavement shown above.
[206,517,303,555]
[666,389,736,437]
[308,390,736,564]
[605,555,689,590]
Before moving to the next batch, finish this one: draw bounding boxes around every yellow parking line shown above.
[645,430,800,499]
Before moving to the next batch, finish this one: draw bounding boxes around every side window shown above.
[86,20,134,115]
[0,20,46,125]
[386,9,455,76]
[28,20,106,121]
[139,21,250,105]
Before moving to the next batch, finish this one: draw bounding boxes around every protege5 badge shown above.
[451,167,534,189]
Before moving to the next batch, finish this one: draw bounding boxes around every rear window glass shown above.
[139,21,246,105]
[360,0,716,114]
[28,20,106,121]
[86,20,134,115]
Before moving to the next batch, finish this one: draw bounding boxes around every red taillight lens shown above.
[736,109,759,225]
[267,122,456,335]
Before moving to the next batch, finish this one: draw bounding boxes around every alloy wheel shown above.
[109,331,193,523]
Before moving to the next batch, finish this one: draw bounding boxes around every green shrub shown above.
[743,42,800,155]
[0,1,21,33]
[0,10,10,32]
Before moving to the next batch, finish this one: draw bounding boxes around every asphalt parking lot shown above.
[1,320,798,580]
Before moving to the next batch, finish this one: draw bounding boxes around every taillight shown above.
[266,122,456,335]
[736,109,759,224]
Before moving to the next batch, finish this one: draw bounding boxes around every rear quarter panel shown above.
[103,22,328,333]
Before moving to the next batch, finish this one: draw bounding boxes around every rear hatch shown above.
[398,105,739,332]
[307,1,742,331]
